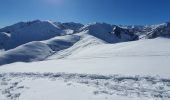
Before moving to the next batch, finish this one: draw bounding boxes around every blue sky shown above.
[1,0,170,27]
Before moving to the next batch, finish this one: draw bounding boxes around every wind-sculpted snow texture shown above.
[0,73,170,100]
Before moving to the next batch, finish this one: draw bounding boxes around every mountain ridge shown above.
[0,20,170,65]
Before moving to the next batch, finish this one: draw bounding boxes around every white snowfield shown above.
[0,37,170,100]
[1,37,170,77]
[0,73,170,100]
[1,20,170,100]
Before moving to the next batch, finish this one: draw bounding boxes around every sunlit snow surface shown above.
[1,37,170,77]
[0,73,170,100]
[1,37,170,100]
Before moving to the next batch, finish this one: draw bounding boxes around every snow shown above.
[1,73,170,100]
[19,79,131,100]
[146,22,170,39]
[1,36,170,100]
[0,41,53,65]
[0,20,64,50]
[48,31,105,59]
[1,56,170,77]
[0,32,11,50]
[0,37,170,77]
[80,23,138,43]
[0,34,82,65]
[42,34,80,51]
[66,37,170,58]
[1,20,170,100]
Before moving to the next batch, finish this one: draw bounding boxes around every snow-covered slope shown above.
[65,37,170,59]
[1,20,170,100]
[1,37,170,100]
[80,23,138,43]
[0,20,64,50]
[0,34,82,65]
[1,37,170,77]
[0,20,170,66]
[42,34,80,51]
[146,22,170,38]
[0,20,141,65]
[0,32,11,49]
[0,41,53,65]
[48,31,106,59]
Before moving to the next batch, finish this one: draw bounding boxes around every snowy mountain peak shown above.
[0,20,65,50]
[146,22,170,38]
[0,20,170,65]
[80,22,138,43]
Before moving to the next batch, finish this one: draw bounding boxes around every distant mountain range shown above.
[0,20,170,65]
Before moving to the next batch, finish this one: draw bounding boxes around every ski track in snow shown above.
[0,73,170,100]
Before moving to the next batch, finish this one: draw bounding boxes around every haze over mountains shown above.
[0,20,170,65]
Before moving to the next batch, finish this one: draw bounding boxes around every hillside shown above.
[0,20,170,100]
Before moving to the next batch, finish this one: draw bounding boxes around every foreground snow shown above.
[0,73,170,100]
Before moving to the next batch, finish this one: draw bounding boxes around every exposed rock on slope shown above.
[80,23,138,43]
